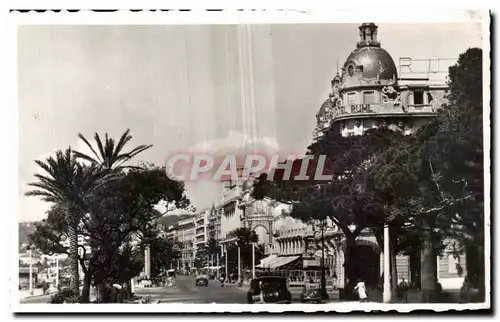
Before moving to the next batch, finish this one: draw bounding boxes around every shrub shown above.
[50,288,80,304]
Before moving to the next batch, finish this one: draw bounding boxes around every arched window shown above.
[348,65,355,77]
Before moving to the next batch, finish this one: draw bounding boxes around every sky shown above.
[17,22,483,221]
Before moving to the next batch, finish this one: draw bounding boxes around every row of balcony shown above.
[275,227,311,239]
[327,103,435,123]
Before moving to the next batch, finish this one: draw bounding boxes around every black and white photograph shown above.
[9,8,490,313]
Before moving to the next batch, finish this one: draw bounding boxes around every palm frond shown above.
[93,133,107,168]
[112,129,132,161]
[72,151,100,165]
[77,133,103,164]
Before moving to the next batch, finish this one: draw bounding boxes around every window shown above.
[348,65,354,77]
[448,255,458,274]
[347,92,357,105]
[413,91,424,105]
[363,91,377,104]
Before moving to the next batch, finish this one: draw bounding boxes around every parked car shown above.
[300,286,323,303]
[195,274,209,286]
[247,276,292,304]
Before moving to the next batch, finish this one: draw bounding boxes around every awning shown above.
[255,255,278,268]
[270,256,300,269]
[256,255,300,269]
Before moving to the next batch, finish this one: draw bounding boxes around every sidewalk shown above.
[19,288,44,300]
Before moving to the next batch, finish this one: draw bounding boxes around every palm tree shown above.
[73,129,152,171]
[74,130,153,283]
[230,227,259,269]
[205,237,220,256]
[204,238,220,264]
[25,148,104,294]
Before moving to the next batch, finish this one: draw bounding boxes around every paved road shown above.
[136,275,339,304]
[135,275,247,303]
[19,276,340,304]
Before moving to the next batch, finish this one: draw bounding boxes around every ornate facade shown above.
[313,22,448,140]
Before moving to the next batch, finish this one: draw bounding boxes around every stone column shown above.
[145,246,151,279]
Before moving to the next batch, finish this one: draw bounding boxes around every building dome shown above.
[342,23,398,82]
[344,47,398,80]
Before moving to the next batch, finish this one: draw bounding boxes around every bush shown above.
[50,288,80,304]
[94,283,128,303]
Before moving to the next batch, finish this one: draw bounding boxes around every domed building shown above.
[314,22,448,140]
[310,23,466,291]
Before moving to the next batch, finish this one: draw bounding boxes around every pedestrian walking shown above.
[354,279,368,302]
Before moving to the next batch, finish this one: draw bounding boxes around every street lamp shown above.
[236,241,242,285]
[28,245,33,296]
[252,243,256,279]
[224,246,228,278]
[320,220,328,300]
[54,254,59,290]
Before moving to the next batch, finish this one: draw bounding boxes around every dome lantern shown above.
[357,22,381,48]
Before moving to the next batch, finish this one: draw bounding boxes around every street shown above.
[135,275,339,304]
[20,275,340,304]
[135,275,247,303]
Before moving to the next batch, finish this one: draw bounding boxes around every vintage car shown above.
[246,276,292,304]
[300,286,323,303]
[195,274,209,286]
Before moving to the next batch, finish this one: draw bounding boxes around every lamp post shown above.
[237,242,242,285]
[320,220,328,300]
[216,252,220,279]
[225,247,228,278]
[28,245,33,296]
[252,243,256,279]
[55,255,59,289]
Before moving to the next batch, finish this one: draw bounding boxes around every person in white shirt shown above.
[354,279,368,302]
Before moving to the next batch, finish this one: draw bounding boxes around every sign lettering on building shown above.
[349,104,374,113]
[334,104,375,117]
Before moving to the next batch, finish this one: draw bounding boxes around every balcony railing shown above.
[329,103,436,121]
[277,227,308,238]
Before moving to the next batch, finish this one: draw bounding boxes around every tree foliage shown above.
[27,131,192,302]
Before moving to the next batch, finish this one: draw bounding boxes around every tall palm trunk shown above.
[67,217,80,295]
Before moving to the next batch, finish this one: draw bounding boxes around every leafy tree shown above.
[29,164,191,302]
[372,47,484,300]
[144,228,181,276]
[253,128,403,289]
[193,248,208,269]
